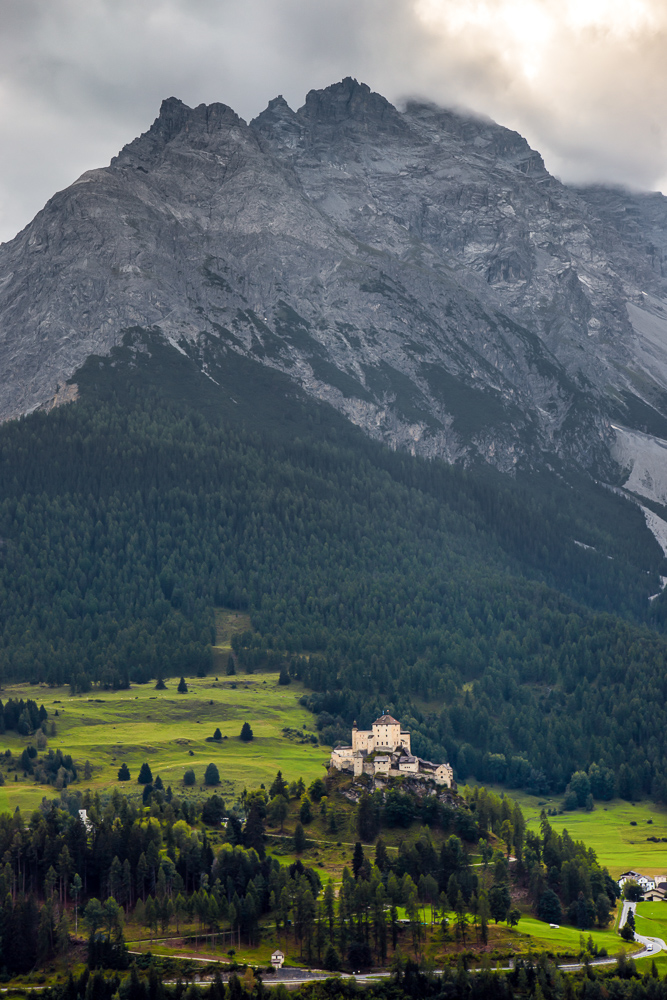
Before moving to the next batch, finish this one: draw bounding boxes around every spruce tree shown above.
[270,770,288,798]
[352,842,365,880]
[137,762,153,784]
[294,822,306,854]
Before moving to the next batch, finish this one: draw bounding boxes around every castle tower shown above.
[372,713,401,751]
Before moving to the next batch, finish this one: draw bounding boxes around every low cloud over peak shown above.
[1,0,666,243]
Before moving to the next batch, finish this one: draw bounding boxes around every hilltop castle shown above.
[330,713,453,787]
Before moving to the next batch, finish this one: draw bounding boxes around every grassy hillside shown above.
[0,672,329,812]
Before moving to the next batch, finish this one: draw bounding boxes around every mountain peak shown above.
[112,97,246,168]
[297,77,402,130]
[251,95,300,139]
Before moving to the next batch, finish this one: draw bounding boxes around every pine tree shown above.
[294,822,307,854]
[270,770,288,798]
[177,677,188,693]
[240,722,253,742]
[137,762,153,784]
[117,763,131,781]
[352,842,365,880]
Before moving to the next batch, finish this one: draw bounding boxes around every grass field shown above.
[634,902,667,943]
[466,784,667,879]
[507,916,625,956]
[0,663,329,813]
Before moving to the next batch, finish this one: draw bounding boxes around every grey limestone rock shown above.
[2,77,667,477]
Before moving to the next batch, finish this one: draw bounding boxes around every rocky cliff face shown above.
[2,78,667,479]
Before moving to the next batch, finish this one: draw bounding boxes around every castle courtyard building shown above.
[330,713,453,787]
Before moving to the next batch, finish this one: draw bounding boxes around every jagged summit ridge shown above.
[1,79,667,480]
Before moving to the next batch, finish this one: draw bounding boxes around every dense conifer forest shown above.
[0,777,618,976]
[2,342,667,798]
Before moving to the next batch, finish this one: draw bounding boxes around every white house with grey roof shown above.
[618,870,656,892]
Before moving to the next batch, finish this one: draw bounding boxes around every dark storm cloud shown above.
[1,0,666,243]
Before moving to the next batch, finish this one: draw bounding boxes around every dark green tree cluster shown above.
[0,699,47,735]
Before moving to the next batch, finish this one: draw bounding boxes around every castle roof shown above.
[373,714,399,725]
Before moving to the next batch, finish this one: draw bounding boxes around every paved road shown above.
[6,910,661,994]
[620,900,636,931]
[617,901,666,962]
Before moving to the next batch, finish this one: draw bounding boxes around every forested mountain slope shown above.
[1,343,667,800]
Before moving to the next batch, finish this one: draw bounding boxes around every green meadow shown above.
[506,916,626,956]
[0,669,329,812]
[466,785,667,879]
[0,609,330,811]
[634,903,667,944]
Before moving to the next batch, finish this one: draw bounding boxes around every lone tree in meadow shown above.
[177,677,188,694]
[240,722,253,742]
[204,762,220,786]
[212,728,222,741]
[155,678,166,690]
[183,769,196,786]
[137,762,153,784]
[117,763,130,781]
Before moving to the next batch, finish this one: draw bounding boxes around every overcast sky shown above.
[1,0,666,244]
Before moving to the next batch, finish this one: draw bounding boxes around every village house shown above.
[329,713,454,787]
[643,887,667,902]
[617,870,657,893]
